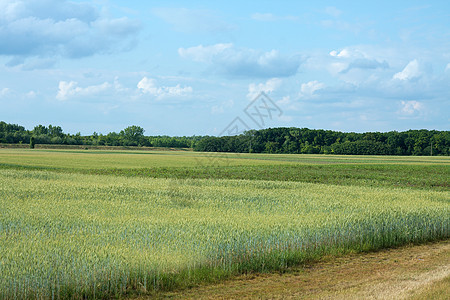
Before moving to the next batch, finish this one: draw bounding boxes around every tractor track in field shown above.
[147,240,449,299]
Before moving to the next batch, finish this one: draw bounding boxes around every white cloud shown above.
[113,77,129,93]
[393,59,421,81]
[329,49,351,58]
[56,81,112,101]
[328,62,348,74]
[0,87,36,100]
[328,47,389,76]
[329,47,368,59]
[56,81,77,100]
[247,78,282,99]
[0,0,141,60]
[26,90,36,98]
[399,100,423,115]
[137,77,193,99]
[178,43,233,62]
[0,87,11,97]
[299,81,325,98]
[341,59,388,74]
[445,63,450,72]
[179,43,302,78]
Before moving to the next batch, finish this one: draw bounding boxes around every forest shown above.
[1,121,448,155]
[194,127,449,155]
[0,122,197,149]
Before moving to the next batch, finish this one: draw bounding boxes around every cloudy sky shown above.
[0,0,449,135]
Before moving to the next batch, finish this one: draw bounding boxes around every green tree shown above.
[265,141,279,153]
[33,125,48,135]
[120,125,145,146]
[48,125,63,137]
[30,136,35,149]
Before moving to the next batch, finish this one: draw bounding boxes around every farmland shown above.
[0,149,449,299]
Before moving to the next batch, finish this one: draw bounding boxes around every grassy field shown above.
[0,149,449,298]
[164,241,449,299]
[1,149,449,189]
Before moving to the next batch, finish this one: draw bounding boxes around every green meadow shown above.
[0,149,449,298]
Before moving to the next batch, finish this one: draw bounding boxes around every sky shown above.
[0,0,449,136]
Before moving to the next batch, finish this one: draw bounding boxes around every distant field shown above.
[1,149,448,189]
[1,149,449,169]
[0,149,448,298]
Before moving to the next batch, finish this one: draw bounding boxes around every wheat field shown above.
[0,150,448,298]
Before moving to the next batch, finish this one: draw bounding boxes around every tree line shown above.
[194,127,449,156]
[0,122,198,148]
[1,121,448,155]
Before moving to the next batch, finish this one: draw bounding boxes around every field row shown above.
[0,150,449,190]
[1,168,448,298]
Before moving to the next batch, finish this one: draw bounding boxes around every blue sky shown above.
[0,0,449,135]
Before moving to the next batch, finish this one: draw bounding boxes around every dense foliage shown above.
[0,121,198,148]
[1,121,449,155]
[194,128,450,156]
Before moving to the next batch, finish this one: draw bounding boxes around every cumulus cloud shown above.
[329,48,389,74]
[341,59,388,73]
[153,7,234,33]
[179,43,302,78]
[299,80,325,98]
[0,0,141,61]
[247,78,282,100]
[329,49,352,58]
[399,100,423,116]
[137,77,193,99]
[56,81,112,101]
[393,59,421,81]
[178,43,233,62]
